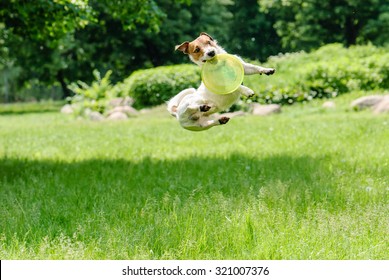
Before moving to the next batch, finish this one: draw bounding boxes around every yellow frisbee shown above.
[201,54,244,94]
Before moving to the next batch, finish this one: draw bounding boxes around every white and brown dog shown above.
[167,32,275,131]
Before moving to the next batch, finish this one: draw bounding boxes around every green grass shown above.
[0,94,388,259]
[0,100,65,115]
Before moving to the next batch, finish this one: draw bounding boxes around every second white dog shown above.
[167,32,275,131]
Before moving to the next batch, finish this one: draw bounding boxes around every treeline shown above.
[0,0,388,102]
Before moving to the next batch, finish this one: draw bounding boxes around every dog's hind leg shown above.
[167,88,196,117]
[199,114,230,129]
[181,115,230,131]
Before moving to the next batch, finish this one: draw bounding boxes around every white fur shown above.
[168,37,275,131]
[190,41,226,66]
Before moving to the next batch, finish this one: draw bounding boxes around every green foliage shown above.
[245,44,389,105]
[96,0,167,33]
[226,0,280,60]
[304,47,389,95]
[11,82,63,102]
[125,64,200,108]
[0,0,191,100]
[68,70,117,115]
[259,0,389,50]
[0,61,21,102]
[359,5,389,46]
[0,0,92,43]
[0,0,94,98]
[1,0,389,103]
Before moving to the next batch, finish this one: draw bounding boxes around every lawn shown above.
[0,94,388,259]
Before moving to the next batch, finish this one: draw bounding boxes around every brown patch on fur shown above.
[175,42,189,54]
[175,33,216,62]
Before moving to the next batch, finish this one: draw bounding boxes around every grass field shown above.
[0,93,388,259]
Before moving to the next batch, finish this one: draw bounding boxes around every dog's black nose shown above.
[207,50,215,57]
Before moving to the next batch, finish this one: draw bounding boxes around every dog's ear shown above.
[175,41,190,54]
[200,32,214,41]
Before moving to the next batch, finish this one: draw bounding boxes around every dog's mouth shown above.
[202,57,214,63]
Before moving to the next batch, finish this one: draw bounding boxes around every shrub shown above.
[68,69,122,116]
[304,44,389,96]
[245,44,389,105]
[123,64,200,108]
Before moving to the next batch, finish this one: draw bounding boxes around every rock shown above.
[89,111,104,121]
[322,101,336,108]
[83,108,92,118]
[140,108,151,114]
[107,105,138,117]
[60,104,74,114]
[373,96,389,114]
[350,95,385,110]
[251,103,281,116]
[106,111,128,120]
[108,97,134,107]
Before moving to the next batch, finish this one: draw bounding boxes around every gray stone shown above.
[350,95,385,110]
[60,104,74,114]
[108,97,134,107]
[140,108,151,114]
[373,96,389,114]
[83,108,92,118]
[89,111,104,121]
[106,111,128,120]
[107,105,138,117]
[322,101,336,108]
[251,103,281,116]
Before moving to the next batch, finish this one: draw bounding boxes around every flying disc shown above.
[201,54,244,94]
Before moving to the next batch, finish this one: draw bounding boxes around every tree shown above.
[0,0,174,98]
[259,0,389,50]
[226,0,280,61]
[0,0,93,97]
[358,3,389,46]
[65,0,239,80]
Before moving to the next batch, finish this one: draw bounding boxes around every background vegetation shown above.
[245,43,389,105]
[1,0,388,103]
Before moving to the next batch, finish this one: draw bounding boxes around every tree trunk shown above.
[57,70,71,99]
[344,16,359,46]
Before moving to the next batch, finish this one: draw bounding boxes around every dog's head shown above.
[175,32,224,66]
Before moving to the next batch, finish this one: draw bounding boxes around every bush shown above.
[68,69,122,116]
[244,44,389,105]
[304,44,389,95]
[123,64,200,108]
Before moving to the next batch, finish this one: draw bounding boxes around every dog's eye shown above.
[194,47,200,53]
[208,41,212,45]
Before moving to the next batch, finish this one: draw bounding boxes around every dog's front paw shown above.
[246,91,255,99]
[247,90,255,98]
[200,104,211,112]
[218,116,230,125]
[240,86,255,98]
[264,68,275,75]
